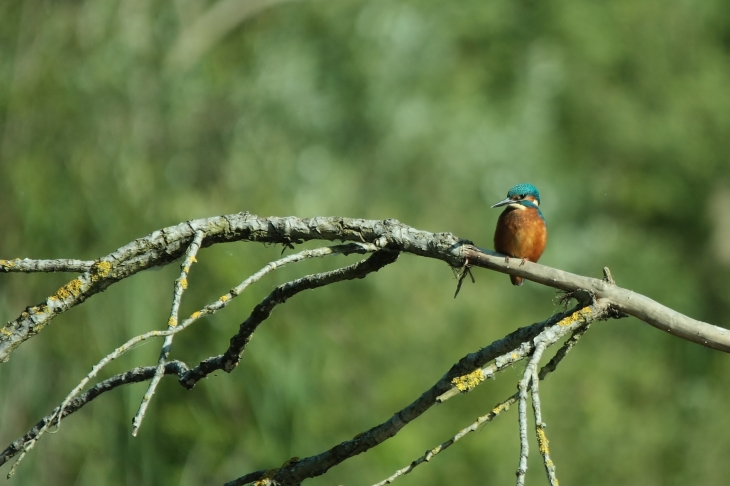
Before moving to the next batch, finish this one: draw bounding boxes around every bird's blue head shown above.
[506,183,540,205]
[491,183,544,218]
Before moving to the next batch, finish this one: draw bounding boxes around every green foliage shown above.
[1,0,730,484]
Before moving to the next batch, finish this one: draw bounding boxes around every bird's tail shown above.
[510,274,524,286]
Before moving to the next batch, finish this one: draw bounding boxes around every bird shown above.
[492,183,547,286]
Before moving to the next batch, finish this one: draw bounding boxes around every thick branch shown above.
[0,215,461,363]
[462,247,730,352]
[2,214,728,363]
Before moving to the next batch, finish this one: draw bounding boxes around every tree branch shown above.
[2,214,728,484]
[0,258,95,273]
[180,249,400,388]
[132,230,205,437]
[0,361,189,470]
[370,325,591,486]
[462,247,730,352]
[2,215,727,363]
[227,302,607,485]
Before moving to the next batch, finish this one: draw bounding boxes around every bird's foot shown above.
[453,258,475,298]
[504,255,510,264]
[520,258,527,267]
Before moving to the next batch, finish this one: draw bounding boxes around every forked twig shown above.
[516,342,547,486]
[371,318,593,486]
[0,362,188,468]
[132,230,204,437]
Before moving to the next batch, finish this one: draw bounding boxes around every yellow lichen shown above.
[254,471,279,486]
[219,294,230,302]
[1,326,13,336]
[536,427,550,455]
[92,261,112,280]
[168,317,178,327]
[558,307,592,327]
[492,401,512,415]
[180,277,188,290]
[54,278,84,300]
[452,369,485,392]
[0,259,15,269]
[191,256,197,263]
[190,311,202,320]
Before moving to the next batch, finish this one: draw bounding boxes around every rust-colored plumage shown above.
[492,183,547,286]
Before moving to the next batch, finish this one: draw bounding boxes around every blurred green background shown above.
[1,0,730,484]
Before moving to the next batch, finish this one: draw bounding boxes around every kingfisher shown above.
[492,183,547,286]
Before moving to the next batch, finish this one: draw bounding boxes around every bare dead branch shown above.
[180,249,400,388]
[2,215,726,365]
[226,303,605,486]
[5,243,380,474]
[2,213,728,485]
[2,215,727,363]
[531,355,559,486]
[132,230,205,437]
[0,258,95,273]
[372,325,591,485]
[462,246,730,352]
[372,393,519,486]
[516,342,546,486]
[0,361,189,470]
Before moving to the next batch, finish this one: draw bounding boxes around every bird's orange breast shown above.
[493,207,547,263]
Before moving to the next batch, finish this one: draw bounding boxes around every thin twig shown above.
[530,346,559,486]
[0,258,95,273]
[372,394,519,486]
[3,361,188,474]
[538,325,591,380]
[516,342,546,486]
[132,230,204,437]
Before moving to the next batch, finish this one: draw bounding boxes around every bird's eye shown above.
[520,194,526,199]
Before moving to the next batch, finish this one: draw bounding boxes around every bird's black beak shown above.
[491,197,514,208]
